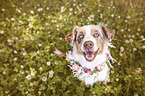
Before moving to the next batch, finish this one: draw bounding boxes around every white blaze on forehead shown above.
[81,25,100,52]
[82,25,92,36]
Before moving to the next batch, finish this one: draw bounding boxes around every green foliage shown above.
[0,0,145,95]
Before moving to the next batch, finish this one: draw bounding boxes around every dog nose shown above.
[84,41,94,50]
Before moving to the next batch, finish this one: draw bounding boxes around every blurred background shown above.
[0,0,145,95]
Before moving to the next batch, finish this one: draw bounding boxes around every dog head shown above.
[65,24,115,62]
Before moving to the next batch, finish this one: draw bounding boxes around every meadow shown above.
[0,0,145,95]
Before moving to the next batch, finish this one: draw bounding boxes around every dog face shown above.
[65,24,115,62]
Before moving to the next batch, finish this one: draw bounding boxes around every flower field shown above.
[0,0,145,95]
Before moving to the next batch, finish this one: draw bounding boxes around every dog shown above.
[55,24,115,86]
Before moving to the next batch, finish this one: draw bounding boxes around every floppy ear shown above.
[65,26,78,46]
[101,25,115,42]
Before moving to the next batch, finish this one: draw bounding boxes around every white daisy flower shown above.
[14,50,17,54]
[47,61,51,66]
[38,91,41,95]
[20,65,24,68]
[69,8,73,11]
[11,18,15,21]
[42,76,47,81]
[120,47,124,52]
[30,72,35,76]
[14,57,17,61]
[23,52,27,55]
[26,75,32,80]
[137,28,141,31]
[39,67,43,70]
[49,70,54,78]
[38,44,42,47]
[31,10,34,14]
[111,14,114,17]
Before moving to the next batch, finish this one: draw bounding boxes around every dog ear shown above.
[65,26,78,46]
[101,24,115,42]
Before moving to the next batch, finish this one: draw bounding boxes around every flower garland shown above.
[68,60,105,76]
[67,53,115,77]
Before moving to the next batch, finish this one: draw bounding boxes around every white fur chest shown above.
[77,62,109,86]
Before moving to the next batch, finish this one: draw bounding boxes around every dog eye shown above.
[79,35,84,39]
[94,33,99,37]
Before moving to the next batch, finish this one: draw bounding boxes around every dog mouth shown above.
[83,49,99,61]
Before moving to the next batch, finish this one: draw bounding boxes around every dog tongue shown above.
[86,51,94,58]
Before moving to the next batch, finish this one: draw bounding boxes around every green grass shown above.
[0,0,145,95]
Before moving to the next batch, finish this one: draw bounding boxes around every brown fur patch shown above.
[76,41,83,54]
[92,29,99,33]
[91,28,104,54]
[101,25,115,41]
[76,29,86,54]
[96,41,104,54]
[65,32,73,44]
[65,27,78,46]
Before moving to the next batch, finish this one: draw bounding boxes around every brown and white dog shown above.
[55,24,115,86]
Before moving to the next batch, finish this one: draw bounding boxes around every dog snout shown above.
[84,41,94,50]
